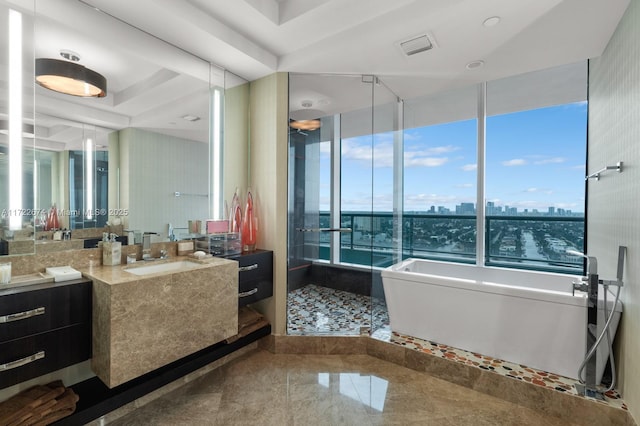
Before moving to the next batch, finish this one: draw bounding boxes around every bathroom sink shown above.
[125,260,201,276]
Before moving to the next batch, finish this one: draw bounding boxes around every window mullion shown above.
[330,114,341,264]
[476,82,487,267]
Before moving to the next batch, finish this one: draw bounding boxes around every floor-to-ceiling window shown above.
[485,62,587,273]
[329,61,588,274]
[402,85,478,265]
[287,62,588,336]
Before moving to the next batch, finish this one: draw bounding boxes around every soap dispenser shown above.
[103,233,122,266]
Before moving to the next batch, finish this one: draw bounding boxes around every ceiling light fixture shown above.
[35,50,107,98]
[289,119,321,131]
[466,60,485,70]
[483,16,501,27]
[182,114,201,122]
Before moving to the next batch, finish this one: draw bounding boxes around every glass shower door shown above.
[287,73,399,336]
[370,77,401,337]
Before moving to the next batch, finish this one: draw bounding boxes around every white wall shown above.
[588,0,639,421]
[249,73,289,334]
[119,128,209,238]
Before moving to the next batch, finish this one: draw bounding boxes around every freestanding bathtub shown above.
[381,258,622,383]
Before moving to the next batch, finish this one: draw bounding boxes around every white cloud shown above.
[341,138,455,168]
[523,187,553,195]
[404,156,449,167]
[502,159,527,166]
[534,157,565,165]
[461,164,477,171]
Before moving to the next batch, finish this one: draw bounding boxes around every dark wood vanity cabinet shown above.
[227,250,273,307]
[0,280,92,389]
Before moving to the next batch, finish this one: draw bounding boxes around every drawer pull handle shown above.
[239,264,259,272]
[0,351,45,371]
[0,307,45,324]
[239,288,258,298]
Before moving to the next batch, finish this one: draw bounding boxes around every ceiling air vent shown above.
[399,33,435,56]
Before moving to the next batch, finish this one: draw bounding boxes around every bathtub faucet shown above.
[566,250,598,295]
[566,249,601,398]
[566,249,597,275]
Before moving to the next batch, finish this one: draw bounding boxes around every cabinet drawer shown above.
[0,281,91,343]
[0,323,91,389]
[238,278,272,307]
[236,251,272,283]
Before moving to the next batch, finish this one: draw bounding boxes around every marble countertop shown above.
[81,255,238,285]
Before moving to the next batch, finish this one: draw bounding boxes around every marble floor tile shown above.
[107,350,584,426]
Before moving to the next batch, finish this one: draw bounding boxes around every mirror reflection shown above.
[1,0,241,255]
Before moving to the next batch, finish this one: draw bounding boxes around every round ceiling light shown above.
[466,60,485,70]
[35,57,107,98]
[483,16,501,27]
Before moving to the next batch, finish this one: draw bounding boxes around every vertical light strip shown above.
[330,114,341,264]
[212,88,222,219]
[476,82,487,266]
[85,138,94,220]
[33,159,38,213]
[8,9,22,230]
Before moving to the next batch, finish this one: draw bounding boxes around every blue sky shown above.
[318,102,587,214]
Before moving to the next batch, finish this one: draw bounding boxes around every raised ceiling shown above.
[1,0,631,150]
[80,0,629,96]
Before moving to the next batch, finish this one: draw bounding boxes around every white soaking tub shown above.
[381,258,622,383]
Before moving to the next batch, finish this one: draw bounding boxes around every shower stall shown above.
[287,73,400,336]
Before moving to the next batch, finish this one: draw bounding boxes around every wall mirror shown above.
[1,0,249,256]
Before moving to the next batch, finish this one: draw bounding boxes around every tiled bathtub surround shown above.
[387,331,627,411]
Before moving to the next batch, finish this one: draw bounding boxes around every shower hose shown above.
[576,283,621,393]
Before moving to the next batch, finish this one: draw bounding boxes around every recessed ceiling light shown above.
[483,16,501,27]
[466,60,485,70]
[181,114,201,122]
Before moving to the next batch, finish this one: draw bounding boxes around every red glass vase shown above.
[241,190,257,252]
[229,189,242,234]
[45,204,59,231]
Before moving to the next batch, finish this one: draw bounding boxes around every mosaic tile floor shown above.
[287,284,388,335]
[287,284,627,412]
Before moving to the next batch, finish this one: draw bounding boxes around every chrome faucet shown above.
[567,250,598,294]
[566,247,627,400]
[142,232,157,260]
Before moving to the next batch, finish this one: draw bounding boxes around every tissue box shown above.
[206,219,229,234]
[45,266,82,282]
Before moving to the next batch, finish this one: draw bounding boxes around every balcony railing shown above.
[308,212,584,274]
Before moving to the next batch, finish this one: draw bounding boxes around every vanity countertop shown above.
[80,255,237,285]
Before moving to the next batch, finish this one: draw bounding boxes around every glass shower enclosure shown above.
[287,73,399,336]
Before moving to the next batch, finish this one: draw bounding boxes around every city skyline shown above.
[320,102,588,214]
